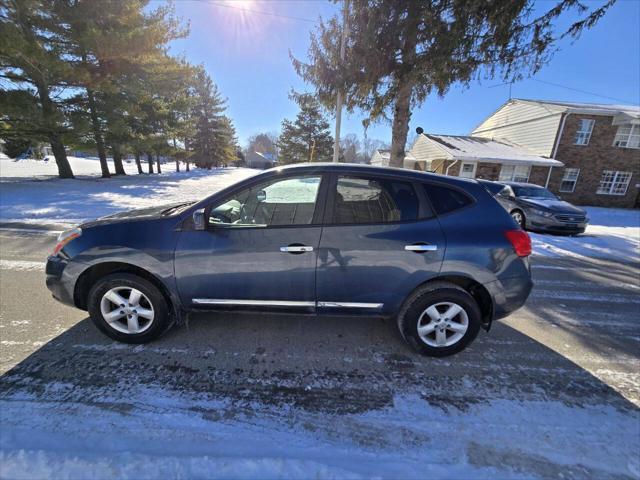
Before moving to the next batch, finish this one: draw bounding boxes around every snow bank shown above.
[1,386,637,479]
[531,207,640,261]
[0,157,257,225]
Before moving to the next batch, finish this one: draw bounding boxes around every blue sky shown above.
[164,0,640,147]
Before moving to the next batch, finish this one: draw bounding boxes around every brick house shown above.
[406,99,640,208]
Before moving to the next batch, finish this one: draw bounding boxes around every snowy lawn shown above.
[1,386,638,479]
[0,156,257,226]
[530,207,639,262]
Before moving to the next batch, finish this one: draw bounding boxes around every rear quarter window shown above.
[423,183,473,215]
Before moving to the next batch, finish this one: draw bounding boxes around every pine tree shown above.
[293,0,615,168]
[0,0,75,178]
[190,69,233,169]
[277,92,333,164]
[57,0,188,176]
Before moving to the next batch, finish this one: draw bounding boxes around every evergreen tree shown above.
[277,92,333,164]
[57,0,188,176]
[293,0,615,168]
[190,69,233,169]
[0,0,75,177]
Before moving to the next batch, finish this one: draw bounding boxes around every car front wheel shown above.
[87,273,171,343]
[397,282,481,357]
[511,209,525,228]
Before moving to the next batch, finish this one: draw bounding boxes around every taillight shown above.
[505,229,531,257]
[53,227,82,255]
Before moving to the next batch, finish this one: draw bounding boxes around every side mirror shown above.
[193,208,206,231]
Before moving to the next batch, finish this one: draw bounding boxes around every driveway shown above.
[1,227,638,478]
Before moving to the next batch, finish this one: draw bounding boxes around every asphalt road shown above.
[1,227,639,477]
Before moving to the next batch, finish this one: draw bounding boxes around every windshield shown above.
[512,186,557,200]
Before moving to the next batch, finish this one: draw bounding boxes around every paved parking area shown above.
[1,227,639,478]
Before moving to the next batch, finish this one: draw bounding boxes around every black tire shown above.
[397,282,481,357]
[511,209,526,229]
[87,273,171,344]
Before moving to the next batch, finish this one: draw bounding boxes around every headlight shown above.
[53,227,82,255]
[530,208,553,218]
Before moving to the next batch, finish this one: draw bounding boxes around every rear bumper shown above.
[45,256,76,307]
[484,274,533,321]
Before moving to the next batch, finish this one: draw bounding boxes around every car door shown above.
[174,173,327,310]
[315,173,446,316]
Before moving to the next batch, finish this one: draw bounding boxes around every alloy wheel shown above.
[417,301,469,347]
[100,287,155,334]
[511,211,524,227]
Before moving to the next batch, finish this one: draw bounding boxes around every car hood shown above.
[81,203,188,227]
[520,198,586,214]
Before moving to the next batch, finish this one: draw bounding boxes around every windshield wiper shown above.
[161,202,195,216]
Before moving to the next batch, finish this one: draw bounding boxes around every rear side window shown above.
[423,183,472,215]
[334,176,419,224]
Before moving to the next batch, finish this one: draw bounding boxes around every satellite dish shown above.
[416,127,424,134]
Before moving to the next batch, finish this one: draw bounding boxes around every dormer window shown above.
[574,119,595,145]
[613,124,640,149]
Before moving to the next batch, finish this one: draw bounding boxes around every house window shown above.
[499,164,530,183]
[559,168,580,193]
[459,162,476,178]
[613,124,640,148]
[596,170,633,196]
[574,119,595,145]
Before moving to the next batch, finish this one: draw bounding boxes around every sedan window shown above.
[210,175,321,227]
[333,176,419,224]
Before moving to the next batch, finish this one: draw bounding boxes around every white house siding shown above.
[471,100,564,157]
[408,135,451,164]
[370,151,387,166]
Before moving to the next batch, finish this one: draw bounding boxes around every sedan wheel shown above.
[511,210,524,227]
[417,301,469,347]
[100,286,155,334]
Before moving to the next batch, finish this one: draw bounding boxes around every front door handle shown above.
[280,245,314,253]
[405,244,438,252]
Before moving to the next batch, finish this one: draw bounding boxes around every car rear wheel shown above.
[511,209,525,228]
[87,273,170,343]
[397,282,481,357]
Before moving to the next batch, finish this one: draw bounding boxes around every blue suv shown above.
[46,164,533,356]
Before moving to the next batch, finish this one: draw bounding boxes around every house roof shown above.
[375,149,416,161]
[423,134,563,166]
[516,99,640,119]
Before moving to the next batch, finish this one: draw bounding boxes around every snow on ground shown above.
[531,207,640,261]
[0,156,257,226]
[1,385,638,479]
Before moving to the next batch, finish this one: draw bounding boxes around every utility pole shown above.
[332,0,349,163]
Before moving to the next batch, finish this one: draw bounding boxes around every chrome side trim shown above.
[192,299,315,307]
[317,301,383,309]
[405,244,438,252]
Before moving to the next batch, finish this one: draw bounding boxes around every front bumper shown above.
[45,255,76,306]
[527,213,588,234]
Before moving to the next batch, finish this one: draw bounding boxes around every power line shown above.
[488,79,636,105]
[205,1,317,23]
[532,79,636,105]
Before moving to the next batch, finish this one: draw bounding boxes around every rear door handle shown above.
[405,244,438,252]
[280,245,314,253]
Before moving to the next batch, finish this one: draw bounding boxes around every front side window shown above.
[596,170,633,196]
[559,168,580,193]
[613,124,640,149]
[209,175,321,227]
[574,119,595,145]
[499,164,531,183]
[333,176,419,224]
